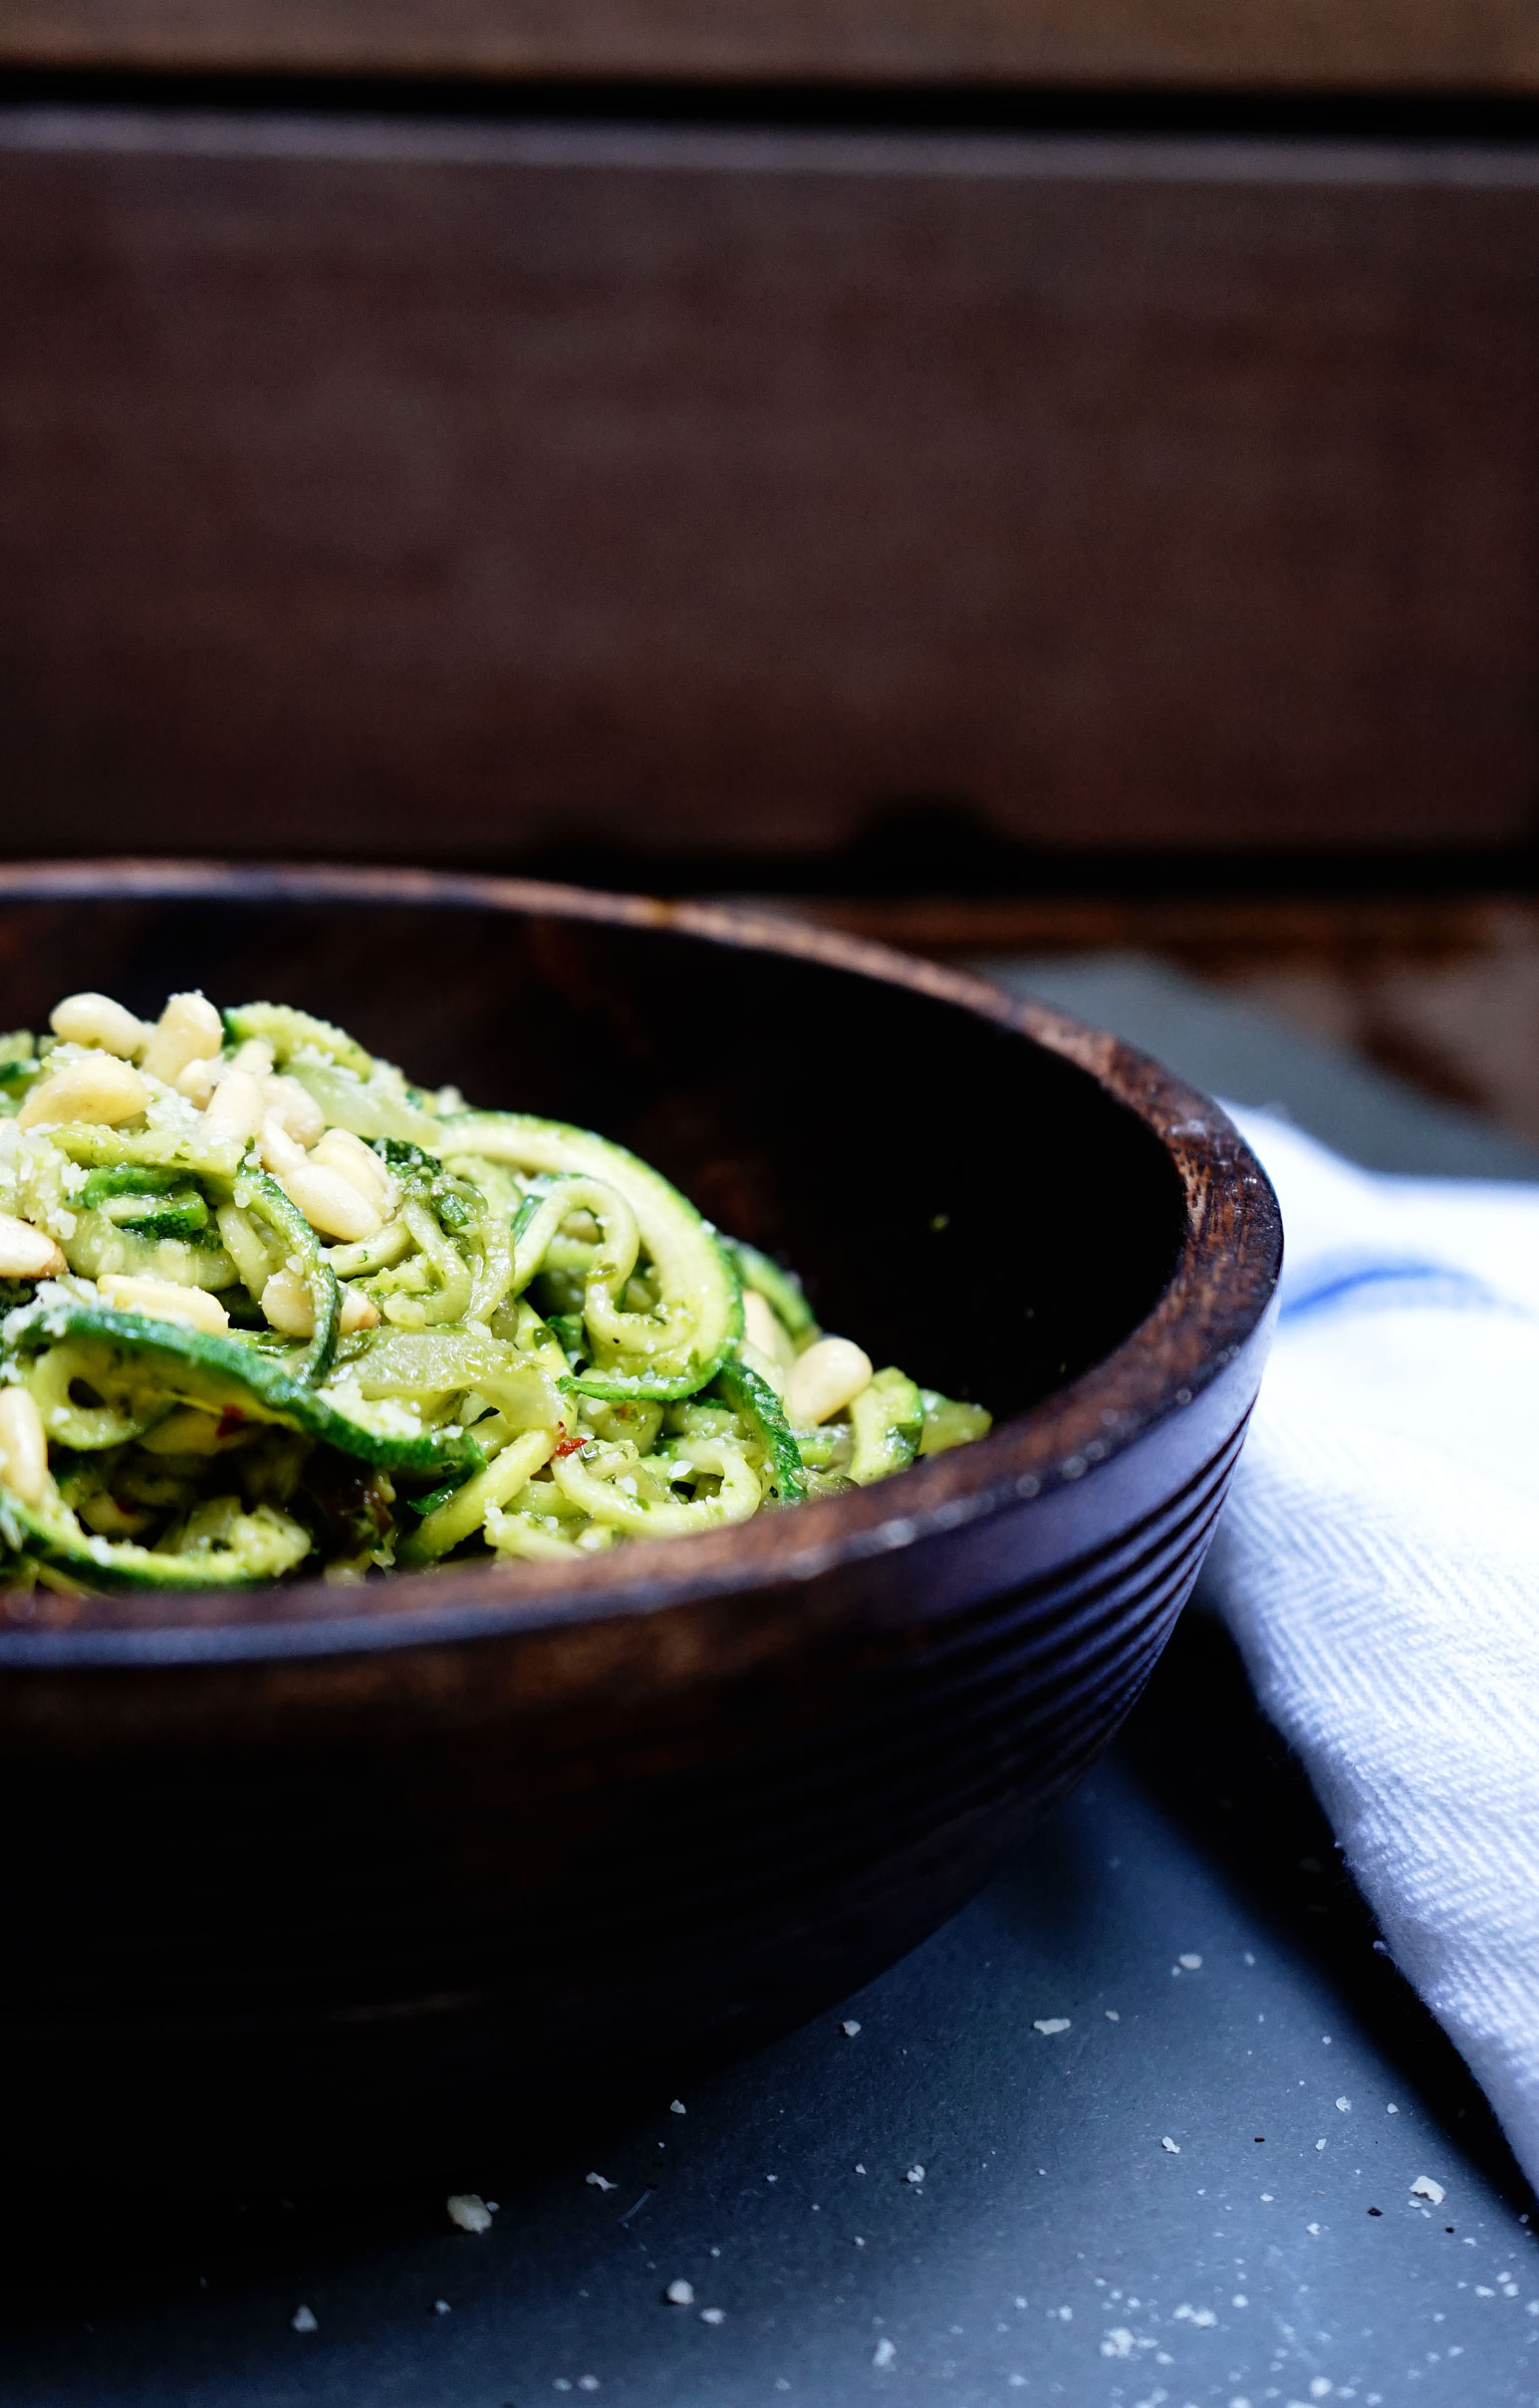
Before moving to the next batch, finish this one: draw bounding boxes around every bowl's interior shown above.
[0,887,1186,1423]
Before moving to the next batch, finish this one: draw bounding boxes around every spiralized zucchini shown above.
[0,990,990,1592]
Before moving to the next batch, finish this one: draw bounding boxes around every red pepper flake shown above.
[554,1433,584,1459]
[216,1409,246,1439]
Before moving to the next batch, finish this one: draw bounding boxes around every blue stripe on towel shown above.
[1279,1257,1516,1325]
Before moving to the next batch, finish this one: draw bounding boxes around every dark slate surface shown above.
[10,956,1538,2407]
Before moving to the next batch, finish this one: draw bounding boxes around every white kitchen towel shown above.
[1202,1108,1539,2195]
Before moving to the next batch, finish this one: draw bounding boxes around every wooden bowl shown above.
[0,862,1281,2182]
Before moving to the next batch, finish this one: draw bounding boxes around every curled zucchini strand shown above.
[512,1176,639,1301]
[382,1200,473,1328]
[399,1425,559,1565]
[552,1436,760,1536]
[327,1217,414,1280]
[464,1210,516,1326]
[23,1342,159,1451]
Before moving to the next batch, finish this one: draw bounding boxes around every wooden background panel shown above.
[4,113,1539,866]
[8,0,1539,91]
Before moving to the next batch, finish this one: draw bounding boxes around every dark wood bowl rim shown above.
[0,860,1282,1661]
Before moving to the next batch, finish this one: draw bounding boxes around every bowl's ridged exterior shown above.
[0,863,1280,2178]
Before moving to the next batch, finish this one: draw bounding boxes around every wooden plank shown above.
[7,0,1539,93]
[4,112,1539,863]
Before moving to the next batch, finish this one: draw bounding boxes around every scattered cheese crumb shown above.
[1160,2136,1180,2154]
[1233,2293,1248,2306]
[1316,2139,1328,2152]
[855,2163,867,2175]
[669,2099,686,2115]
[1178,1954,1202,1971]
[873,2338,898,2368]
[843,2020,862,2037]
[1336,2095,1352,2112]
[1105,2010,1121,2022]
[579,2381,600,2393]
[665,2280,695,2305]
[446,2194,493,2234]
[291,2305,318,2333]
[1033,2018,1071,2037]
[586,2172,617,2192]
[854,2236,866,2247]
[1411,2176,1446,2206]
[1307,2223,1321,2236]
[1101,2327,1136,2358]
[904,2165,925,2184]
[1387,2103,1399,2114]
[699,2307,726,2325]
[433,2299,451,2315]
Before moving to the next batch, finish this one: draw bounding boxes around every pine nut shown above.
[261,1075,326,1148]
[782,1336,875,1427]
[49,992,148,1060]
[141,992,223,1085]
[228,1039,275,1081]
[201,1067,265,1146]
[261,1269,378,1337]
[18,1052,148,1130]
[312,1127,392,1212]
[259,1119,382,1242]
[743,1290,793,1367]
[341,1286,381,1333]
[0,1212,66,1280]
[0,1386,48,1507]
[258,1269,311,1336]
[257,1116,306,1179]
[96,1275,230,1334]
[287,1164,383,1243]
[175,1058,217,1105]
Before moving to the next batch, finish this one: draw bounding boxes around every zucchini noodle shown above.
[0,990,992,1592]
